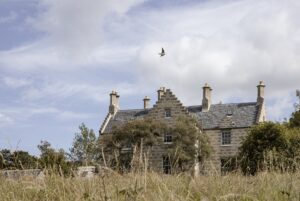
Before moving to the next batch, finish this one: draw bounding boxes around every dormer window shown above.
[165,108,171,118]
[226,108,233,117]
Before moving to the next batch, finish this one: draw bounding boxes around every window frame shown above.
[221,130,231,146]
[162,156,171,174]
[165,108,171,118]
[163,131,172,144]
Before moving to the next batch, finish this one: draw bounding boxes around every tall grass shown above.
[0,170,299,201]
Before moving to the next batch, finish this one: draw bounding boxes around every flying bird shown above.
[159,48,165,57]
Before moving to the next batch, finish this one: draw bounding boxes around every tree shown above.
[289,110,300,128]
[239,122,286,175]
[0,149,37,170]
[38,141,71,175]
[281,127,300,171]
[70,123,97,166]
[168,116,212,172]
[103,118,167,172]
[289,91,300,127]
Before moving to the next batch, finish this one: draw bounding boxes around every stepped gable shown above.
[148,88,189,119]
[187,102,258,129]
[101,109,150,134]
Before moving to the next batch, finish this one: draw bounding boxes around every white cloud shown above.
[1,0,300,123]
[0,11,17,24]
[131,0,300,114]
[2,77,32,88]
[0,106,94,124]
[21,81,136,103]
[0,113,14,127]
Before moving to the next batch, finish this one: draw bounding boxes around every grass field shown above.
[0,170,299,201]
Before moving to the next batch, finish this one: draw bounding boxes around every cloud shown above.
[131,0,300,114]
[2,77,32,88]
[21,80,136,103]
[0,113,14,127]
[26,0,144,57]
[0,11,17,24]
[1,0,300,154]
[0,106,94,126]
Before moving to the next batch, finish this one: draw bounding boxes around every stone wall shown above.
[146,89,192,173]
[0,169,44,180]
[203,128,249,172]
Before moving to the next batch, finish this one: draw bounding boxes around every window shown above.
[164,132,172,143]
[165,108,171,118]
[163,156,171,174]
[221,130,231,145]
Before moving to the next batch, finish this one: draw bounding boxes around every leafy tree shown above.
[38,141,71,175]
[103,118,167,172]
[288,92,300,127]
[70,123,97,166]
[239,122,287,175]
[168,116,212,172]
[0,149,37,170]
[281,128,300,171]
[289,110,300,128]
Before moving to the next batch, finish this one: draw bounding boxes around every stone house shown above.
[99,81,266,174]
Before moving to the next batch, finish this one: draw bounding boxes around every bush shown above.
[239,122,286,175]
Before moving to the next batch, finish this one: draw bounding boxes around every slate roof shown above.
[187,102,258,129]
[103,109,150,134]
[101,102,259,134]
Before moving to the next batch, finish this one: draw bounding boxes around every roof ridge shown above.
[118,108,150,112]
[186,102,257,107]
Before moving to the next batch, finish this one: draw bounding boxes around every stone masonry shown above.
[99,82,266,174]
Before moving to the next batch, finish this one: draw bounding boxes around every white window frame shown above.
[221,130,231,146]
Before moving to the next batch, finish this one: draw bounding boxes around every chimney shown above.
[143,96,150,109]
[202,83,212,112]
[257,81,265,104]
[109,90,119,115]
[157,87,166,101]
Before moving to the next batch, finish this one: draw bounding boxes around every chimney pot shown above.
[257,81,265,103]
[202,83,212,112]
[109,90,119,115]
[143,96,150,109]
[157,87,166,101]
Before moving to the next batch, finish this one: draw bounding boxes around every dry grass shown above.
[0,171,299,201]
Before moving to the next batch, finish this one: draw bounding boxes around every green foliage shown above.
[239,122,300,175]
[289,110,300,128]
[38,140,72,175]
[0,149,37,170]
[168,116,212,172]
[280,128,300,170]
[70,123,97,166]
[103,118,167,171]
[239,122,286,175]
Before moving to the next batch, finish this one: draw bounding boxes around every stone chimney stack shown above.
[143,96,150,109]
[202,83,212,112]
[109,90,119,115]
[257,81,265,104]
[157,87,166,101]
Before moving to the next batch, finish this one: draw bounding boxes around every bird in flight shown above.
[159,48,165,57]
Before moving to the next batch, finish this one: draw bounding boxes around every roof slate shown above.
[102,102,258,133]
[187,102,258,129]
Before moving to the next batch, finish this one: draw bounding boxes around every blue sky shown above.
[0,0,299,155]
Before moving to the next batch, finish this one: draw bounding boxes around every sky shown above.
[0,0,299,155]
